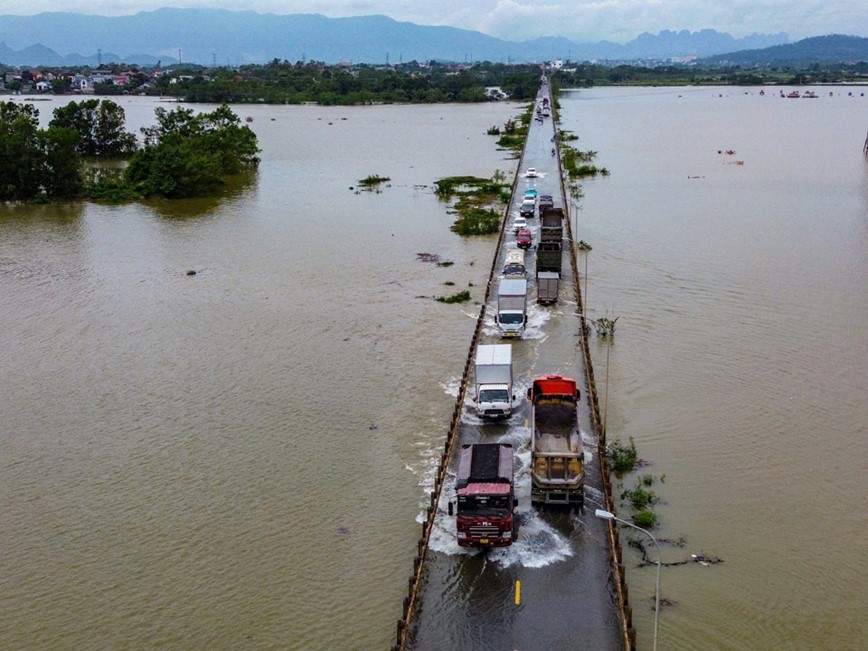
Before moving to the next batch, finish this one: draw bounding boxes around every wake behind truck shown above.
[527,375,584,509]
[452,443,518,548]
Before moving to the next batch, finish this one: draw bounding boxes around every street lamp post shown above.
[569,198,589,310]
[572,311,612,436]
[595,509,662,651]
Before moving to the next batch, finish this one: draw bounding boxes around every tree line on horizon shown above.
[5,57,864,107]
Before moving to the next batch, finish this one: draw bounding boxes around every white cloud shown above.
[0,0,865,42]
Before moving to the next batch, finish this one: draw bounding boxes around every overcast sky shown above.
[1,1,865,43]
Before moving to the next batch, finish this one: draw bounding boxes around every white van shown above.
[502,249,526,277]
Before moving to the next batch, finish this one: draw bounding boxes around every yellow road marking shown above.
[515,579,521,605]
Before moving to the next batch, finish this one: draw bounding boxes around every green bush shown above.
[633,510,657,528]
[608,437,637,473]
[436,290,471,304]
[622,484,657,510]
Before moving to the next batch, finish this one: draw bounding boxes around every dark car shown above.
[519,200,535,217]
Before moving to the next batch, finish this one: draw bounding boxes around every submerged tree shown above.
[50,99,137,157]
[126,104,260,198]
[0,101,83,200]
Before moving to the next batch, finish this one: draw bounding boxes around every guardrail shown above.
[556,98,636,649]
[393,95,634,650]
[391,147,519,651]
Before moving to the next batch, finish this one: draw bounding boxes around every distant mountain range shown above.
[700,34,868,66]
[0,9,799,67]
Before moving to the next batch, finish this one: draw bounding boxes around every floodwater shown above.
[558,86,867,650]
[1,86,865,650]
[0,97,520,650]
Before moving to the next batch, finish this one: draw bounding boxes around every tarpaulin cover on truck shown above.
[531,375,578,399]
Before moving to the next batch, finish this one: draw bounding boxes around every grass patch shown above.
[562,145,610,179]
[621,483,658,510]
[608,437,637,473]
[357,174,391,190]
[436,290,471,303]
[633,510,657,528]
[434,171,509,236]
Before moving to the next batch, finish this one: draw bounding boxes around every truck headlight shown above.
[503,530,512,540]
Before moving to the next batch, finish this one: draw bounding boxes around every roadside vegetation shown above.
[435,290,472,304]
[434,171,511,236]
[494,114,530,154]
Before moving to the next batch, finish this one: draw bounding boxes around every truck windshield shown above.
[479,389,509,403]
[458,495,511,516]
[499,313,524,325]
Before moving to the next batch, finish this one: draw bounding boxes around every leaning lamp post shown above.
[595,509,661,651]
[572,310,612,435]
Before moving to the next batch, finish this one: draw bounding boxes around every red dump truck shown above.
[452,443,517,548]
[527,375,584,509]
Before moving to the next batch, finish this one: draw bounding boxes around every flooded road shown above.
[407,92,623,650]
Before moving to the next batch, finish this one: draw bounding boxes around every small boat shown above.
[802,91,818,98]
[245,116,254,122]
[787,91,800,98]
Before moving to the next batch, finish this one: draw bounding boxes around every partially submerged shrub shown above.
[436,290,471,304]
[608,437,637,473]
[633,509,657,529]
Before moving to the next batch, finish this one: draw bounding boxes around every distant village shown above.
[0,65,200,95]
[0,59,574,97]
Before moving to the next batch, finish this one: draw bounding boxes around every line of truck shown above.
[454,163,583,548]
[495,201,565,337]
[458,352,585,547]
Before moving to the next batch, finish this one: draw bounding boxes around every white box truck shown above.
[496,277,528,338]
[474,344,515,419]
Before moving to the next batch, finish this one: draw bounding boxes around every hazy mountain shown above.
[0,9,792,66]
[701,34,868,66]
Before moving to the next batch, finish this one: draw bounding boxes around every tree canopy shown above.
[50,99,137,157]
[0,101,82,200]
[125,104,260,198]
[0,101,260,202]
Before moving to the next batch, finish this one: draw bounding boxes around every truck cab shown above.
[454,443,517,548]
